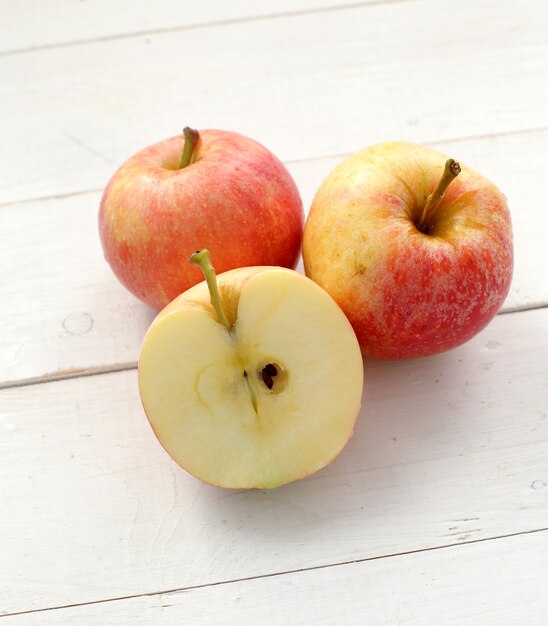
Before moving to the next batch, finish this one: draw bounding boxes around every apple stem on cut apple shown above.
[189,249,260,413]
[417,159,461,233]
[189,249,231,331]
[179,127,200,169]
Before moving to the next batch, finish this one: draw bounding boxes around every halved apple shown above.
[138,251,363,489]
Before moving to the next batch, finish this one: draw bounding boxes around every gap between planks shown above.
[1,285,546,393]
[0,0,419,59]
[0,362,138,391]
[2,526,547,619]
[1,303,547,392]
[0,124,546,211]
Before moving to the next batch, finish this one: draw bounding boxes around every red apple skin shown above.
[99,130,303,309]
[303,142,514,360]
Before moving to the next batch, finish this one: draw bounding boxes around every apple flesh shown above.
[99,129,303,310]
[138,256,363,489]
[303,142,513,360]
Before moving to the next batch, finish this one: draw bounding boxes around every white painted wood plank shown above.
[0,188,156,386]
[0,0,389,55]
[7,531,548,625]
[1,129,546,385]
[1,308,547,614]
[1,0,547,206]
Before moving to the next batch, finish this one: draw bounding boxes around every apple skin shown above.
[303,142,513,360]
[99,130,303,310]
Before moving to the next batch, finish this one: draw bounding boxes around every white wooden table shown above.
[1,2,547,624]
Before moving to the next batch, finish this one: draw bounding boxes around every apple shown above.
[99,128,303,310]
[302,142,513,360]
[138,250,364,489]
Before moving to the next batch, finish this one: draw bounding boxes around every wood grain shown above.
[2,308,547,614]
[2,128,546,385]
[6,531,548,624]
[0,0,546,206]
[0,0,391,55]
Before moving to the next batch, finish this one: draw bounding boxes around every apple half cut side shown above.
[138,252,364,489]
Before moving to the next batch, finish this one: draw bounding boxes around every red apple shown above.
[303,142,514,360]
[99,128,303,309]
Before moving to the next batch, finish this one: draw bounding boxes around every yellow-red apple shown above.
[303,142,513,360]
[138,251,363,489]
[99,129,303,309]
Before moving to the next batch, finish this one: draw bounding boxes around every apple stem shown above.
[417,159,461,232]
[189,249,231,331]
[179,127,200,169]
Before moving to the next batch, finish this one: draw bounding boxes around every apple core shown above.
[259,362,287,393]
[191,252,291,399]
